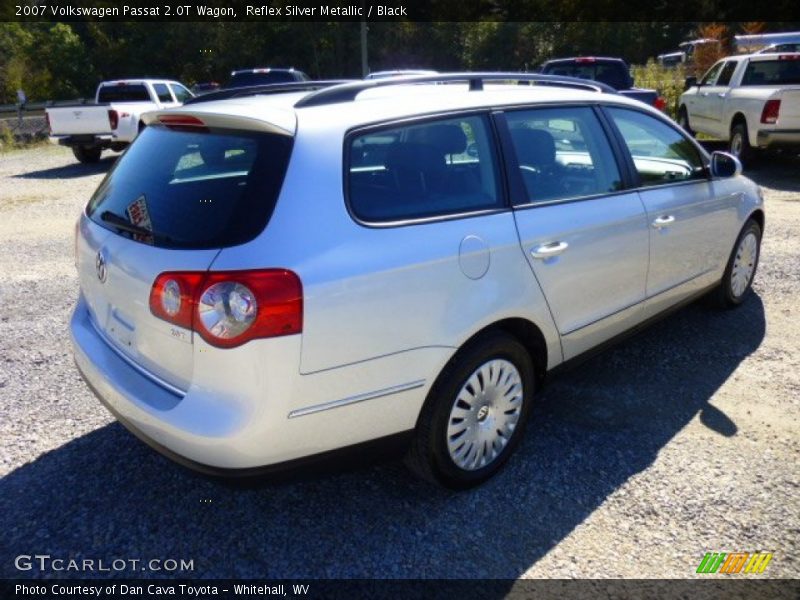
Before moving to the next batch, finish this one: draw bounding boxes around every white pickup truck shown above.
[678,52,800,164]
[46,79,193,163]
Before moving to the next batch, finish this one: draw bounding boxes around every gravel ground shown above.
[0,145,798,583]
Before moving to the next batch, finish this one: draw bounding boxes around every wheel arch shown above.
[454,318,548,386]
[748,208,765,235]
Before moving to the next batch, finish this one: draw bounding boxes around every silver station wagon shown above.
[71,74,764,488]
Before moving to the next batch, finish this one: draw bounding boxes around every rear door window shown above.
[715,61,738,86]
[505,106,623,204]
[86,126,292,249]
[152,83,172,102]
[97,84,151,103]
[347,114,503,223]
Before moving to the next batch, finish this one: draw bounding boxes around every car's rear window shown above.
[86,126,292,249]
[542,62,630,89]
[741,58,800,85]
[227,71,307,87]
[97,84,151,102]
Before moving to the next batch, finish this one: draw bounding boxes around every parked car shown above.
[365,70,438,80]
[540,57,666,110]
[191,82,221,95]
[71,73,764,489]
[225,68,309,88]
[678,52,800,164]
[46,79,194,163]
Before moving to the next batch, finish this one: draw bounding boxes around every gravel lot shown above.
[0,145,798,582]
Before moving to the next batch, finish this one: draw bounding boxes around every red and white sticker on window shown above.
[126,194,154,244]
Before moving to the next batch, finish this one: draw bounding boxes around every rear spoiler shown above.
[140,108,296,136]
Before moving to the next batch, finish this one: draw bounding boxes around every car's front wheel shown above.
[711,218,762,308]
[406,332,535,489]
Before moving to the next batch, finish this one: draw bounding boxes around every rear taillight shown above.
[653,96,667,111]
[149,269,302,348]
[108,109,119,130]
[761,100,781,124]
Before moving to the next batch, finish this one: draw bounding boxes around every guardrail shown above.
[0,98,92,117]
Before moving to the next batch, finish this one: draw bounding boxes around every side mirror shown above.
[710,151,742,178]
[684,76,698,90]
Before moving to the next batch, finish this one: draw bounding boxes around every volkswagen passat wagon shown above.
[71,74,764,488]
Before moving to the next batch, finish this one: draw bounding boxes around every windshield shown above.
[741,59,800,85]
[86,125,292,249]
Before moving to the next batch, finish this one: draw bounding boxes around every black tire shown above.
[677,107,694,137]
[405,332,535,489]
[72,145,102,163]
[729,122,756,166]
[709,218,762,309]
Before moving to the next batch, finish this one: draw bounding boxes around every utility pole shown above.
[360,1,368,77]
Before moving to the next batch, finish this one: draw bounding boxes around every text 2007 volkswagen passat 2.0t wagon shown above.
[71,74,764,488]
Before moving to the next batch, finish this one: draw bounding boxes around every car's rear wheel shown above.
[710,218,762,308]
[406,332,535,489]
[729,122,756,166]
[72,145,102,163]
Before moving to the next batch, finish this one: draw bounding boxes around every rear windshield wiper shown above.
[100,211,173,243]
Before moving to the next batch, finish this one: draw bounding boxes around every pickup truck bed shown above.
[679,52,800,165]
[46,79,192,163]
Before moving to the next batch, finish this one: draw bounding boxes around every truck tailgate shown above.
[47,105,112,136]
[777,88,800,128]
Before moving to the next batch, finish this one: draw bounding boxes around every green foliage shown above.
[631,60,687,119]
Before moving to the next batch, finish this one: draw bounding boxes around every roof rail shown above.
[184,80,356,105]
[294,72,616,108]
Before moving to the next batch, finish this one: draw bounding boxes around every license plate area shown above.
[107,308,135,351]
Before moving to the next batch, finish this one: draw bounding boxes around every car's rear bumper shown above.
[70,294,437,472]
[53,134,115,148]
[756,129,800,149]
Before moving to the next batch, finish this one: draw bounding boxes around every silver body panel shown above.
[70,84,765,470]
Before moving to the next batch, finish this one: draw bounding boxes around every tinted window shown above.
[608,108,706,187]
[227,71,307,87]
[700,62,724,86]
[97,84,151,103]
[153,83,172,102]
[543,62,630,89]
[741,59,800,85]
[716,61,738,86]
[506,107,622,204]
[348,115,502,222]
[87,126,292,249]
[170,83,193,103]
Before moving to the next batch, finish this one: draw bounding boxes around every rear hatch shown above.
[76,120,293,391]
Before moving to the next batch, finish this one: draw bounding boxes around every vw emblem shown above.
[95,251,108,283]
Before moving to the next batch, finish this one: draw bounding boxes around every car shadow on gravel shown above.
[0,295,765,583]
[13,156,117,180]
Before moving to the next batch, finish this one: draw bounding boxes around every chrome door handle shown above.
[652,215,676,228]
[531,241,569,259]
